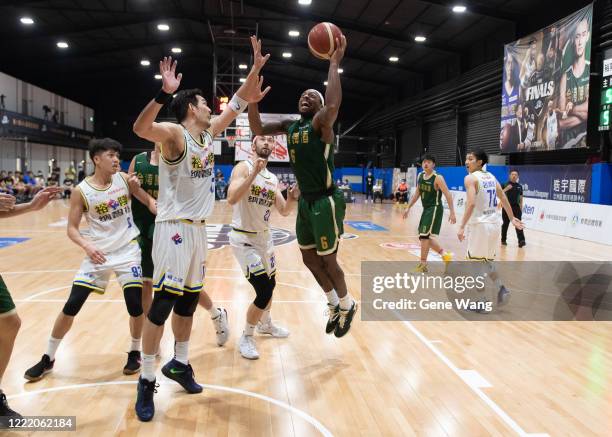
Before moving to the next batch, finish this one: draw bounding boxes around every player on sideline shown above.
[0,187,60,425]
[248,35,358,338]
[403,154,456,272]
[24,138,157,382]
[131,36,270,422]
[458,149,524,306]
[129,144,229,346]
[227,135,299,359]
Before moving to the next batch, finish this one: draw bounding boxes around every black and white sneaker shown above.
[24,354,54,382]
[325,304,340,334]
[0,392,22,428]
[334,302,358,338]
[123,350,142,375]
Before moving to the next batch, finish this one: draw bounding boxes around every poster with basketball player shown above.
[500,4,592,153]
[233,113,299,162]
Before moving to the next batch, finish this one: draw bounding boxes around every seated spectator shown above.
[23,171,42,196]
[35,171,46,186]
[373,180,384,203]
[395,179,409,203]
[62,171,74,199]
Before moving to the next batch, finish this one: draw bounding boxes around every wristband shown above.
[229,94,248,114]
[155,89,173,105]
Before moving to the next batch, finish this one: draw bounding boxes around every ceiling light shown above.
[154,74,162,80]
[140,59,151,66]
[288,30,300,37]
[157,23,170,31]
[298,0,312,5]
[20,17,34,25]
[323,81,328,86]
[238,63,248,69]
[89,116,94,122]
[338,68,344,73]
[171,47,182,53]
[452,5,467,13]
[282,52,292,58]
[415,36,426,42]
[57,41,69,49]
[239,77,246,83]
[388,56,399,62]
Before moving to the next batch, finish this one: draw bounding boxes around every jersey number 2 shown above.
[264,209,271,222]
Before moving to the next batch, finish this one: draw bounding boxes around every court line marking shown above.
[402,321,548,437]
[7,381,333,437]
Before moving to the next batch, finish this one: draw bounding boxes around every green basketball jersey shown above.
[287,117,335,195]
[418,172,442,208]
[132,152,158,234]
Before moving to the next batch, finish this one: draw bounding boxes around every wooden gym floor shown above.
[1,197,610,436]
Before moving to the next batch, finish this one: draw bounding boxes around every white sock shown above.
[130,337,141,352]
[208,306,221,319]
[46,337,62,361]
[174,341,189,365]
[142,354,156,381]
[339,293,354,310]
[244,323,256,336]
[260,310,271,325]
[325,289,339,306]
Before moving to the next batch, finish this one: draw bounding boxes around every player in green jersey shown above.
[248,35,357,338]
[0,187,60,426]
[128,144,230,347]
[403,154,456,272]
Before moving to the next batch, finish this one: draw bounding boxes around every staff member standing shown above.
[365,171,374,203]
[501,169,526,247]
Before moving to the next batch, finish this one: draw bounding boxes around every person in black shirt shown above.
[365,171,374,203]
[501,169,526,247]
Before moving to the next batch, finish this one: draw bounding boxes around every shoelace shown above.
[338,309,349,328]
[325,305,340,320]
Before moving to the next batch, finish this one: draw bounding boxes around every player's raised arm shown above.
[275,183,299,216]
[133,57,184,155]
[313,35,346,133]
[227,160,264,205]
[210,36,271,138]
[248,103,294,135]
[0,187,60,218]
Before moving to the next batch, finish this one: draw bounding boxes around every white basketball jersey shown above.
[156,126,216,222]
[78,172,139,253]
[469,170,501,225]
[231,160,279,232]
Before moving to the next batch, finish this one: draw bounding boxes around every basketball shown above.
[308,22,343,60]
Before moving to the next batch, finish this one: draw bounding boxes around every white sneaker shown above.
[256,321,290,338]
[212,307,230,346]
[239,334,259,360]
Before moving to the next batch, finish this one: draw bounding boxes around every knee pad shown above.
[147,288,177,326]
[248,273,274,310]
[123,286,144,317]
[173,292,199,317]
[62,285,92,316]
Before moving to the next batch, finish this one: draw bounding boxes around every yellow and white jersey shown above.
[78,172,139,253]
[468,170,502,225]
[156,126,216,222]
[231,160,279,233]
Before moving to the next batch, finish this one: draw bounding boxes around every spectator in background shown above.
[62,171,74,199]
[215,174,228,200]
[365,171,374,203]
[395,178,409,203]
[373,179,384,203]
[35,171,46,186]
[501,169,526,248]
[343,179,350,189]
[23,171,42,197]
[77,166,85,183]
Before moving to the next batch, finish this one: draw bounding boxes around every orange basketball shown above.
[308,22,343,60]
